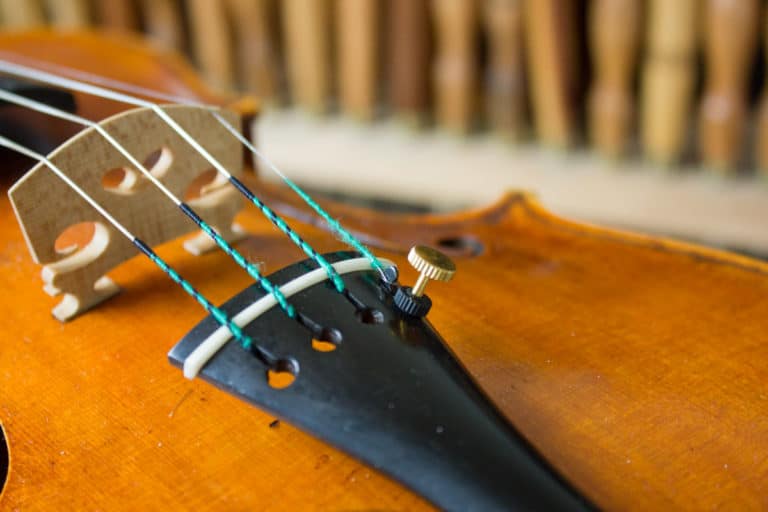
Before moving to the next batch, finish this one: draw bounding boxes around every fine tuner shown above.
[394,245,457,317]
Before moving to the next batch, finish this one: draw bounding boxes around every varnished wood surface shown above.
[3,174,768,510]
[1,31,768,510]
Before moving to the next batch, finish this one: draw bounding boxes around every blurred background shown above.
[2,0,767,257]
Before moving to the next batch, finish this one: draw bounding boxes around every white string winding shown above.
[182,257,395,379]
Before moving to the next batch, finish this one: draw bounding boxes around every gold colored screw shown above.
[407,245,456,297]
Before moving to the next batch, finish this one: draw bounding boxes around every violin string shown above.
[2,57,387,278]
[0,61,384,315]
[0,134,279,369]
[0,89,367,331]
[0,87,355,343]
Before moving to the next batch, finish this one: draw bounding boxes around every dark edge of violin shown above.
[0,421,9,501]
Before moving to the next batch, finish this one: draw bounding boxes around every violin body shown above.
[1,31,768,511]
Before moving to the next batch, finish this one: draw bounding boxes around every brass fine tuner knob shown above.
[394,245,456,317]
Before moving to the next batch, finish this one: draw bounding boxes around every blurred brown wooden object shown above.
[699,0,759,174]
[0,0,45,28]
[587,0,642,159]
[139,0,184,50]
[282,0,333,113]
[46,0,90,28]
[523,0,579,148]
[229,0,282,102]
[757,9,768,176]
[388,0,432,124]
[96,0,139,30]
[431,0,479,134]
[483,0,525,140]
[336,0,379,120]
[640,0,698,166]
[187,0,235,93]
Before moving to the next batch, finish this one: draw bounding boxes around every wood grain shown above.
[2,31,768,510]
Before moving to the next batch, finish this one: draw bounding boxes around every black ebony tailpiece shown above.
[169,252,593,511]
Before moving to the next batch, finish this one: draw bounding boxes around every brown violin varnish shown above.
[483,0,525,140]
[388,0,431,124]
[587,0,642,159]
[336,0,380,120]
[640,0,698,166]
[229,0,282,101]
[699,0,759,174]
[187,0,235,93]
[431,0,479,134]
[523,0,579,148]
[45,0,90,28]
[282,0,333,113]
[96,0,139,30]
[0,0,45,27]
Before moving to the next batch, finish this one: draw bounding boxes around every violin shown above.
[0,30,767,511]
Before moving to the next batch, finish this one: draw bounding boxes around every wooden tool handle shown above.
[587,0,642,158]
[336,0,380,120]
[389,0,432,124]
[483,0,526,140]
[640,0,698,166]
[699,0,759,173]
[431,0,479,134]
[524,0,579,148]
[282,0,333,113]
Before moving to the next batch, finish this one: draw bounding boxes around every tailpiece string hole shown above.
[267,358,299,389]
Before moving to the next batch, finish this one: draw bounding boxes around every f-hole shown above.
[0,422,8,500]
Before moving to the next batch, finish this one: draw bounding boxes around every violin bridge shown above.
[9,105,246,321]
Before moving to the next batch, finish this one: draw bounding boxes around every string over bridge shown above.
[9,104,245,320]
